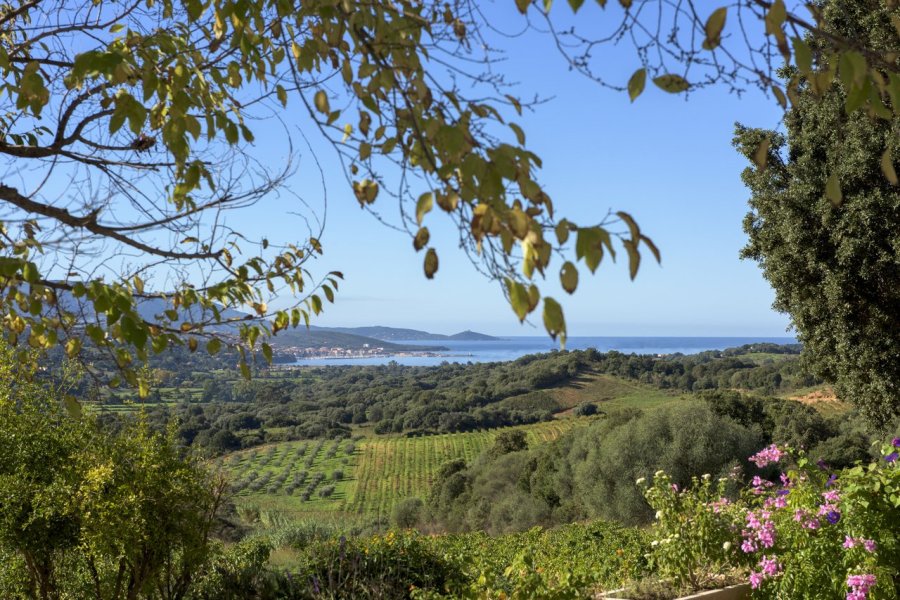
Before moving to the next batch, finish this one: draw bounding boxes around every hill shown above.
[317,325,500,341]
[269,329,447,352]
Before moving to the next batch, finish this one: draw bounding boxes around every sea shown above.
[289,336,798,367]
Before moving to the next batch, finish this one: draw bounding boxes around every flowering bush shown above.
[641,471,750,592]
[737,439,899,599]
[643,438,900,599]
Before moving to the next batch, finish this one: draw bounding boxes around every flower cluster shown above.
[843,536,877,553]
[749,444,784,468]
[847,574,877,600]
[741,509,776,552]
[749,555,780,589]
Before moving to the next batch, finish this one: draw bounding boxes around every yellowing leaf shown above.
[560,261,578,294]
[413,227,430,251]
[628,68,646,102]
[424,248,439,278]
[314,90,330,114]
[653,74,690,93]
[515,0,530,13]
[702,7,727,50]
[416,192,433,225]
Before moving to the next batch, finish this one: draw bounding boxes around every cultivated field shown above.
[219,418,588,524]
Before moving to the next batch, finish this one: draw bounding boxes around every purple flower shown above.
[826,510,841,524]
[892,437,900,448]
[826,474,838,488]
[863,539,877,552]
[816,458,829,470]
[885,452,898,463]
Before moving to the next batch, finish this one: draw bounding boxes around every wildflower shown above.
[825,510,841,525]
[816,459,829,470]
[844,536,856,549]
[722,541,732,551]
[749,444,784,468]
[892,437,900,448]
[826,474,838,488]
[863,539,877,552]
[885,452,898,463]
[671,483,680,492]
[635,477,646,485]
[780,472,792,486]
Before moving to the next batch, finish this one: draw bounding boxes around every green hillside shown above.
[218,419,587,525]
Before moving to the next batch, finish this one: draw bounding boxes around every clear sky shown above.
[235,4,793,338]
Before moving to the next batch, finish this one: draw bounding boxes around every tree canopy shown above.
[1,0,898,396]
[735,0,900,426]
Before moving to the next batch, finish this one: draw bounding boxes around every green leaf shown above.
[261,342,273,364]
[753,137,771,171]
[416,192,433,225]
[653,74,690,93]
[628,68,646,102]
[542,297,566,346]
[555,220,570,245]
[206,337,222,355]
[506,279,531,321]
[792,37,812,74]
[515,0,530,13]
[64,395,82,419]
[560,261,578,294]
[239,360,251,380]
[702,7,727,50]
[567,0,584,9]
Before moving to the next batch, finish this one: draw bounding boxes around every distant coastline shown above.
[285,336,798,367]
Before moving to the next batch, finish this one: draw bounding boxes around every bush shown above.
[392,498,424,529]
[286,531,464,599]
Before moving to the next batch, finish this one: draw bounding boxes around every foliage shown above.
[641,471,749,592]
[285,530,464,599]
[0,0,674,394]
[643,440,900,599]
[0,348,224,600]
[429,403,766,531]
[735,0,900,426]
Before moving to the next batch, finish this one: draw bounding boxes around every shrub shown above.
[392,498,424,529]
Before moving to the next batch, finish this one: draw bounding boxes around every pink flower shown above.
[822,489,841,503]
[749,571,764,589]
[759,555,780,576]
[863,539,877,553]
[844,536,857,549]
[749,444,784,468]
[846,573,877,599]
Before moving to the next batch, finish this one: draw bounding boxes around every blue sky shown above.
[238,5,793,338]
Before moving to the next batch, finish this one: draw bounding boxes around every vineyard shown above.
[220,418,588,523]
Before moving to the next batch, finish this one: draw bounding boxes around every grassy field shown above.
[219,419,590,525]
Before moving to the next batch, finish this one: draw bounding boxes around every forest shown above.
[92,344,815,455]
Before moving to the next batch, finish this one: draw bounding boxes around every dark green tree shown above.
[735,0,900,427]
